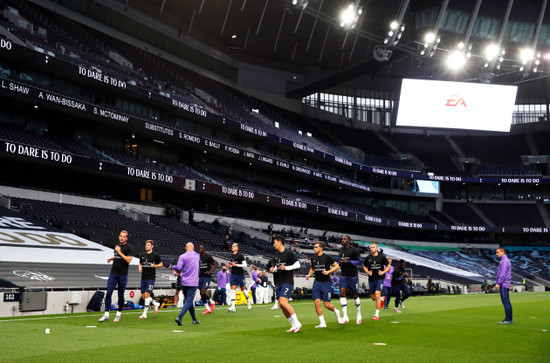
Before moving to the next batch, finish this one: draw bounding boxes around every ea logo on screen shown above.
[445,95,467,107]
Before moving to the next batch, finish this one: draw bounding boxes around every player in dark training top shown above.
[227,243,251,312]
[391,259,411,313]
[363,242,391,321]
[99,230,134,323]
[305,241,342,328]
[138,239,163,319]
[338,235,363,324]
[199,244,218,314]
[269,236,302,333]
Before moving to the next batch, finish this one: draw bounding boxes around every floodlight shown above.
[424,32,435,43]
[291,0,308,9]
[447,50,466,70]
[520,48,534,64]
[340,3,362,28]
[340,5,355,27]
[485,44,499,61]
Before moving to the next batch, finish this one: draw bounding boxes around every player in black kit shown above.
[363,242,391,321]
[269,236,302,333]
[227,243,251,312]
[99,230,134,323]
[392,259,411,313]
[305,241,342,328]
[138,239,163,319]
[199,244,218,314]
[338,235,363,324]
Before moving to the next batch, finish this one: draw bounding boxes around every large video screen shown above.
[414,180,440,194]
[395,79,517,132]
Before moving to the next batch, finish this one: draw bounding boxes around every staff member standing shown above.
[256,270,271,304]
[171,242,201,326]
[382,258,394,310]
[216,264,229,306]
[99,230,134,323]
[495,247,513,324]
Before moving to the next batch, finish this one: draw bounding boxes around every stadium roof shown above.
[117,0,550,101]
[30,0,550,103]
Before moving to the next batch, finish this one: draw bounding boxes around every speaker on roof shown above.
[373,45,393,62]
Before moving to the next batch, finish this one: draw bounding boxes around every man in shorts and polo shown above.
[338,235,363,324]
[199,245,218,314]
[363,242,391,321]
[216,263,229,306]
[138,239,163,319]
[227,243,251,312]
[305,241,342,328]
[270,236,302,333]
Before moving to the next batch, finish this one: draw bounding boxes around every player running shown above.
[138,240,163,319]
[305,241,342,328]
[363,242,391,321]
[198,245,218,314]
[338,235,363,324]
[269,236,302,332]
[227,243,251,312]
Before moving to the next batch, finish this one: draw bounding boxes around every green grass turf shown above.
[1,292,548,362]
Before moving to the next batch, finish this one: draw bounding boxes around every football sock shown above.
[340,297,348,318]
[287,316,295,328]
[290,313,300,326]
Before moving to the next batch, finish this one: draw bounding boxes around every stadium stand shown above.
[0,0,548,318]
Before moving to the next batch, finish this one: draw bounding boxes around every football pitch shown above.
[1,292,548,362]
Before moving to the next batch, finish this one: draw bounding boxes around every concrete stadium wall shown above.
[0,286,277,318]
[0,288,174,318]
